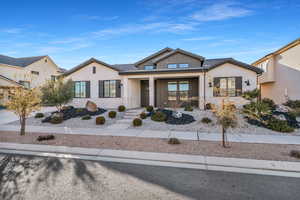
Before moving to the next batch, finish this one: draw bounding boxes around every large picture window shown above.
[167,81,190,102]
[74,81,86,98]
[99,80,121,98]
[213,77,242,97]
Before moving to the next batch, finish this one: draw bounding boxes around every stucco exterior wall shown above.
[156,53,201,69]
[65,62,124,109]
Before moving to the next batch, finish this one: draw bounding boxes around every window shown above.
[167,64,177,69]
[167,81,190,102]
[213,77,242,97]
[93,66,96,74]
[51,75,56,81]
[144,65,154,70]
[179,81,189,101]
[179,64,189,68]
[168,82,177,101]
[104,80,116,98]
[19,81,30,89]
[31,71,39,75]
[74,81,87,98]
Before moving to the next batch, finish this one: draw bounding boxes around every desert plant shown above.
[288,108,300,118]
[118,105,126,112]
[140,112,147,119]
[290,150,300,159]
[96,116,106,125]
[146,105,154,112]
[261,98,276,110]
[201,117,212,124]
[5,87,41,135]
[40,78,73,112]
[81,114,91,120]
[50,115,63,124]
[151,111,167,122]
[242,89,260,102]
[76,108,85,113]
[108,111,117,118]
[242,101,272,122]
[168,138,181,145]
[266,118,294,132]
[37,135,55,141]
[184,105,193,112]
[35,112,44,118]
[284,100,300,109]
[132,118,142,126]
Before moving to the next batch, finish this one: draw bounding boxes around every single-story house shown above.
[64,47,262,109]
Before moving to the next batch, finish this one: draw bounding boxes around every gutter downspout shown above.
[203,71,206,110]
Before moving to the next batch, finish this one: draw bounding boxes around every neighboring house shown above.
[252,38,300,104]
[64,47,262,109]
[0,54,63,89]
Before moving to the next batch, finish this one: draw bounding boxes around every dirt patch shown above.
[0,131,300,162]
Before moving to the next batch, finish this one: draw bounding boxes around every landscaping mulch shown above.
[0,131,300,162]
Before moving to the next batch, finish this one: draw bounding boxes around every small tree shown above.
[41,78,73,112]
[5,87,41,135]
[212,99,237,148]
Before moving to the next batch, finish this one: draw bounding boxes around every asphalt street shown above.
[0,153,299,200]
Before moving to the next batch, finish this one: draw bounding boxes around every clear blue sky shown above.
[1,0,299,69]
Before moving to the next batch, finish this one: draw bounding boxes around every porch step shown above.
[123,116,138,119]
[117,119,133,123]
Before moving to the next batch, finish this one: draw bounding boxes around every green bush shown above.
[288,108,300,118]
[284,100,300,109]
[151,111,167,122]
[96,116,106,125]
[290,150,300,159]
[146,105,154,112]
[266,118,294,133]
[184,105,193,112]
[118,105,126,112]
[201,117,212,124]
[108,111,117,118]
[140,112,147,119]
[35,113,44,118]
[50,116,63,124]
[76,108,84,113]
[261,98,276,110]
[242,89,260,101]
[132,118,142,126]
[81,115,91,120]
[168,138,181,145]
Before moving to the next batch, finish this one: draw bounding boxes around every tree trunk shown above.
[222,126,226,148]
[20,117,26,136]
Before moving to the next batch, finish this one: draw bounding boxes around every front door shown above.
[167,80,190,107]
[140,80,149,107]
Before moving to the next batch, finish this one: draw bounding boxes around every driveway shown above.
[0,107,56,125]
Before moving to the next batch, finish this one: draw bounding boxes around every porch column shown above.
[149,76,155,106]
[123,77,129,108]
[198,74,205,109]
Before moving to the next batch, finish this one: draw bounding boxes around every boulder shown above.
[172,111,182,119]
[275,105,291,113]
[273,114,286,121]
[86,101,98,112]
[296,117,300,123]
[51,112,63,119]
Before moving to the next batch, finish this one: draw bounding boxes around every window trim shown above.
[19,81,30,89]
[213,76,242,97]
[74,81,87,98]
[92,66,96,74]
[167,63,190,69]
[167,63,178,69]
[144,65,154,70]
[178,63,189,68]
[103,80,117,98]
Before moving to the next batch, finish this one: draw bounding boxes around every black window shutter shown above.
[85,81,90,98]
[72,81,76,97]
[235,77,242,96]
[116,80,121,98]
[99,80,104,98]
[213,77,220,97]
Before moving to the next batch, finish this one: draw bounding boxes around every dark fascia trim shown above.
[119,68,205,75]
[134,47,173,66]
[0,75,23,86]
[63,58,118,76]
[152,48,205,64]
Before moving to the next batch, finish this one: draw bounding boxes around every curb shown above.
[0,142,300,177]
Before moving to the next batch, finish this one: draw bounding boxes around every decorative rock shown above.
[296,117,300,123]
[86,100,98,112]
[275,105,291,113]
[172,111,182,119]
[273,114,286,121]
[52,112,63,119]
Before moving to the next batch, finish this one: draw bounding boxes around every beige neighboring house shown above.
[252,37,300,104]
[0,54,64,104]
[64,47,262,109]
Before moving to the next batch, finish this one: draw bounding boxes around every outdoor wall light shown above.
[208,82,212,87]
[245,80,250,86]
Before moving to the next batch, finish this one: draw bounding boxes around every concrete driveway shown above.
[0,107,56,125]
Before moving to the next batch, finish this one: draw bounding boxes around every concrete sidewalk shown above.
[1,124,300,145]
[0,142,299,178]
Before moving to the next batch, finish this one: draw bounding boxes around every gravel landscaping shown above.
[0,131,300,162]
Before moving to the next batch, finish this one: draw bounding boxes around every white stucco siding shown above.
[206,63,258,107]
[65,62,123,109]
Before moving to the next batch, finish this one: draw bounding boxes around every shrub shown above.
[81,115,91,120]
[151,111,167,122]
[118,105,126,112]
[261,98,276,110]
[96,116,106,125]
[289,108,300,118]
[242,89,260,101]
[76,108,84,113]
[146,105,154,112]
[201,117,212,124]
[290,150,300,159]
[168,138,181,145]
[108,111,117,118]
[184,105,193,112]
[266,118,294,132]
[133,118,142,126]
[35,113,44,118]
[284,100,300,109]
[140,112,147,119]
[50,116,63,124]
[37,135,55,141]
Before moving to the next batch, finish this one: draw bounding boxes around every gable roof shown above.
[134,47,173,66]
[0,54,46,67]
[0,75,23,86]
[252,37,300,65]
[152,48,205,64]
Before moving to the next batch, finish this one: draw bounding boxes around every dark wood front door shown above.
[140,80,149,107]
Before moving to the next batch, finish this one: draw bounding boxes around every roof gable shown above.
[134,47,173,66]
[0,54,46,67]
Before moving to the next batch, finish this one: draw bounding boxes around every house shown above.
[0,54,63,104]
[64,47,262,109]
[252,37,300,104]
